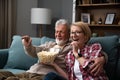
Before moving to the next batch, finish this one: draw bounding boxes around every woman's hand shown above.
[71,41,79,54]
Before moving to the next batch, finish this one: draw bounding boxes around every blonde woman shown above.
[65,21,108,80]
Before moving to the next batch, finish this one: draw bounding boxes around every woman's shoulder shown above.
[88,42,101,46]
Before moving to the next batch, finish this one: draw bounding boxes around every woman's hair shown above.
[71,21,92,43]
[55,19,70,33]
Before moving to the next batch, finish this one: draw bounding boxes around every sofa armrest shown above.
[0,49,9,68]
[116,43,120,75]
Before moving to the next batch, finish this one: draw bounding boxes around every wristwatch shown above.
[78,52,82,57]
[75,49,82,59]
[78,49,82,57]
[76,52,82,59]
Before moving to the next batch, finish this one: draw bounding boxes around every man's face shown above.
[55,24,69,45]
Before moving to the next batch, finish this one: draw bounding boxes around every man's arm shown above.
[22,35,38,58]
[22,35,56,58]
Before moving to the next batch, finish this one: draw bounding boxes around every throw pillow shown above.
[4,35,41,70]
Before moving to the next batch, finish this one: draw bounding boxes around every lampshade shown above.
[31,8,51,24]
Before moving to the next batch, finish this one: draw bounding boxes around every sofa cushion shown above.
[89,35,119,80]
[4,35,41,70]
[41,36,55,44]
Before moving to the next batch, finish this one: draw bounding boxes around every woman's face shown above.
[70,25,86,45]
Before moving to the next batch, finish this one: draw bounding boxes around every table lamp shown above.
[31,8,51,37]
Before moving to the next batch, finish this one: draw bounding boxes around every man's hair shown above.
[55,19,70,32]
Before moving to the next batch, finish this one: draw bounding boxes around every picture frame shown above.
[81,13,90,24]
[105,13,115,24]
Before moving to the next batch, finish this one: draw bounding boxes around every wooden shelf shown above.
[75,0,120,36]
[89,24,120,27]
[89,24,120,36]
[78,3,120,7]
[77,3,120,9]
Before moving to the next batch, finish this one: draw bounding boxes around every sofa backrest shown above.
[4,35,55,70]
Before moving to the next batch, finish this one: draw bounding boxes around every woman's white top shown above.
[74,59,83,80]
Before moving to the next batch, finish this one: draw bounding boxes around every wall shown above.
[38,0,73,23]
[61,0,73,23]
[38,0,73,38]
[16,0,38,37]
[16,0,73,37]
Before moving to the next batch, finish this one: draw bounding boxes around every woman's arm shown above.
[50,62,68,79]
[73,52,88,68]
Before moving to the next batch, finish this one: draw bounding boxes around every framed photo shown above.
[81,13,90,24]
[105,13,115,24]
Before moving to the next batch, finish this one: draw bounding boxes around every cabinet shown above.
[75,0,120,36]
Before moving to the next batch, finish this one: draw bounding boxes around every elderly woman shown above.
[65,21,108,80]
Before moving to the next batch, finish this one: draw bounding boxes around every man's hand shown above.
[89,56,105,76]
[22,35,32,47]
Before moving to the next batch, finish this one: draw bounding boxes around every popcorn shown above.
[37,51,58,63]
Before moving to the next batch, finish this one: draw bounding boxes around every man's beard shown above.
[56,39,67,46]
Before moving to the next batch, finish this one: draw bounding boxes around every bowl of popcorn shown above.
[37,51,58,63]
